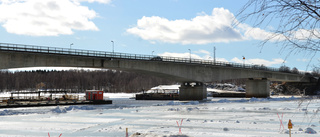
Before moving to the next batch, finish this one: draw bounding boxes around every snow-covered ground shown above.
[0,93,319,137]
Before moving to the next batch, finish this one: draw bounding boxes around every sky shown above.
[0,0,319,72]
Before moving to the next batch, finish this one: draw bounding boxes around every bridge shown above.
[0,43,311,100]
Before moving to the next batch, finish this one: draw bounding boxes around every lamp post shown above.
[152,51,154,56]
[242,56,245,66]
[213,46,216,64]
[70,43,73,49]
[188,49,191,62]
[111,41,114,54]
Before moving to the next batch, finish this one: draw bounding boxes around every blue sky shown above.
[0,0,318,71]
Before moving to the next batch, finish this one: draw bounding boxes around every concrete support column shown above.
[179,82,207,101]
[245,79,270,98]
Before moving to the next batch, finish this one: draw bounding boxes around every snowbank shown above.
[210,96,302,103]
[167,101,199,106]
[105,93,136,99]
[0,109,18,115]
[51,105,96,113]
[305,127,317,134]
[130,132,190,137]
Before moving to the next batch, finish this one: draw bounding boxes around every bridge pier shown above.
[245,79,270,98]
[179,82,207,101]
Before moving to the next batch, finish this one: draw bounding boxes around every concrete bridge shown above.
[0,43,311,100]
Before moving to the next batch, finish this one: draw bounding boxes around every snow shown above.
[150,85,180,90]
[0,93,319,137]
[145,85,180,94]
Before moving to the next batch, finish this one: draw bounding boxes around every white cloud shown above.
[237,21,320,42]
[126,7,288,45]
[290,29,320,40]
[158,51,285,66]
[74,0,111,4]
[158,49,215,60]
[128,7,319,45]
[0,0,105,36]
[195,49,210,55]
[159,51,286,67]
[231,57,285,66]
[297,58,310,62]
[215,58,229,62]
[158,51,228,62]
[159,52,203,60]
[127,8,244,45]
[238,24,285,41]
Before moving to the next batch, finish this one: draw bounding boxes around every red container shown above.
[86,90,104,101]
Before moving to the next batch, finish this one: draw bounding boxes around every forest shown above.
[0,69,175,93]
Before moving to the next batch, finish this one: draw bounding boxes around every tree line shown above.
[0,69,175,93]
[1,66,319,94]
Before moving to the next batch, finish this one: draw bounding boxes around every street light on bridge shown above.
[188,49,191,63]
[70,43,73,49]
[152,51,154,56]
[242,56,245,66]
[111,41,114,54]
[213,46,216,65]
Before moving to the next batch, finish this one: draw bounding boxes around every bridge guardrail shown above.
[0,42,305,75]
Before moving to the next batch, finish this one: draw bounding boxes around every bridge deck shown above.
[0,42,305,75]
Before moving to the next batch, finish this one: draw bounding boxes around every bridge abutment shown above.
[245,79,270,98]
[179,82,207,101]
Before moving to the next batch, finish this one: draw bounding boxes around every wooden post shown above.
[126,128,128,137]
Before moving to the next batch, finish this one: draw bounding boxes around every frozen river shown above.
[0,93,319,137]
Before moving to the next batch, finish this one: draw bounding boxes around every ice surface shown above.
[0,94,319,137]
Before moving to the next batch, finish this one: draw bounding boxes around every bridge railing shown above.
[0,43,305,75]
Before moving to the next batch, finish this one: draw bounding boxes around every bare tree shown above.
[238,1,320,124]
[292,67,299,74]
[311,66,320,76]
[279,65,291,73]
[237,0,320,55]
